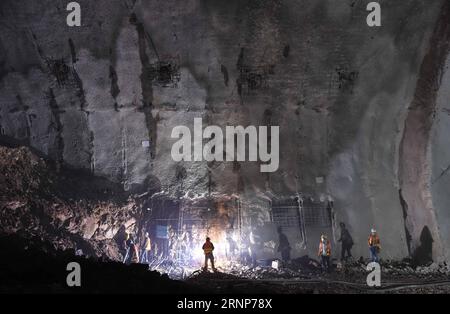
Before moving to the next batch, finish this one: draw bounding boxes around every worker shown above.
[122,232,129,257]
[318,234,332,272]
[168,226,176,260]
[226,232,237,260]
[277,227,291,264]
[122,232,130,263]
[124,235,139,264]
[140,232,152,264]
[179,225,190,262]
[202,237,216,272]
[248,227,260,268]
[131,236,140,263]
[338,222,354,261]
[368,228,381,263]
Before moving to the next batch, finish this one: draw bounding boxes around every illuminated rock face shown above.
[1,0,450,261]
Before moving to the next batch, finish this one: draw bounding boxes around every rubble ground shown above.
[0,145,139,260]
[1,233,450,294]
[184,258,450,294]
[0,234,205,294]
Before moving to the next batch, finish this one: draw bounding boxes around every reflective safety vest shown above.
[145,237,151,251]
[368,234,380,247]
[318,240,331,257]
[202,241,214,254]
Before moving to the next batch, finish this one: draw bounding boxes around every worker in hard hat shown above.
[140,232,152,264]
[368,228,381,263]
[202,237,216,272]
[318,234,332,272]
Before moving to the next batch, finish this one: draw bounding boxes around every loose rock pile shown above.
[0,145,140,260]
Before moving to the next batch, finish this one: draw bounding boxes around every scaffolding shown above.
[271,197,306,247]
[270,196,333,249]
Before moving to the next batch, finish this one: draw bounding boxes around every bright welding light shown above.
[192,247,204,263]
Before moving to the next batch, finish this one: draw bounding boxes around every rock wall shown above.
[1,0,450,261]
[0,146,139,259]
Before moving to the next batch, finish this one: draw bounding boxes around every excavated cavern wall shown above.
[426,1,450,264]
[398,0,450,264]
[431,52,450,263]
[0,0,449,261]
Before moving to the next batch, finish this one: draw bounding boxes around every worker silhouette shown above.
[226,232,237,259]
[124,235,139,264]
[140,232,152,264]
[202,237,217,272]
[277,227,291,263]
[338,222,353,261]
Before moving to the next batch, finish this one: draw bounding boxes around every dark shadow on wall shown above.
[412,226,434,266]
[398,0,450,261]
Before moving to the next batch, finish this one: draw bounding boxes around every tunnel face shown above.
[1,0,450,263]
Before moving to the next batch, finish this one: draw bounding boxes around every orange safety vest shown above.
[318,240,331,256]
[368,234,380,247]
[202,241,214,254]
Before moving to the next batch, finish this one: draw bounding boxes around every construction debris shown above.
[0,145,139,260]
